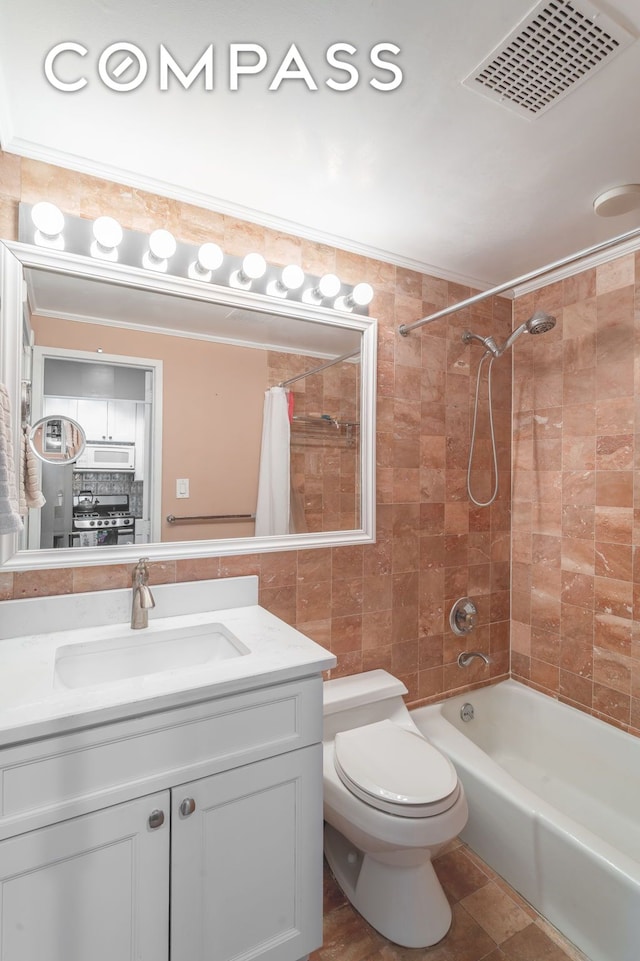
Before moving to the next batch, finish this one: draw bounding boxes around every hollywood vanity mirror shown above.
[0,216,376,570]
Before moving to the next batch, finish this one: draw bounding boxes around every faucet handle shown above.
[449,597,478,635]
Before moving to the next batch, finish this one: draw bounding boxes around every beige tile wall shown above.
[0,151,512,703]
[511,252,640,734]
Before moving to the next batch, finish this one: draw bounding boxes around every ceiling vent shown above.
[462,0,636,118]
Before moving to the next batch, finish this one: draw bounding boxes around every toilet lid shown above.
[334,719,460,817]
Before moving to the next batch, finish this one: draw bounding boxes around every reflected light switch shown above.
[176,478,190,498]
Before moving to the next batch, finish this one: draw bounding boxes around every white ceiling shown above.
[1,0,640,289]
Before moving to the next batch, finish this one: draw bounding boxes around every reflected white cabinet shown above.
[0,677,323,961]
[76,399,137,442]
[43,397,138,443]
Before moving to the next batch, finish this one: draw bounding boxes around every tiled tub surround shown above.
[511,251,640,732]
[413,679,640,961]
[0,151,512,706]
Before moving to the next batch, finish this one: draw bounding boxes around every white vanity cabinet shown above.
[0,791,171,960]
[171,746,320,961]
[0,676,323,961]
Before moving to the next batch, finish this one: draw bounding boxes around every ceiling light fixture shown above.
[31,201,65,250]
[335,282,374,312]
[593,184,640,217]
[142,229,177,272]
[302,272,341,304]
[188,242,224,281]
[266,264,305,298]
[90,216,123,261]
[229,252,267,289]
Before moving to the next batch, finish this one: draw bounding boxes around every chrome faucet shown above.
[457,651,490,668]
[131,557,155,629]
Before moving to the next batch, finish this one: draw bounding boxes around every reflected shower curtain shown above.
[254,386,290,537]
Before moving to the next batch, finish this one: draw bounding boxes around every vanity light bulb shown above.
[197,243,224,272]
[267,264,305,298]
[318,273,341,299]
[230,252,267,289]
[188,243,224,281]
[93,216,123,250]
[31,202,65,249]
[242,252,267,280]
[91,216,123,261]
[148,229,177,261]
[335,282,375,312]
[281,265,305,291]
[143,229,176,272]
[352,282,374,306]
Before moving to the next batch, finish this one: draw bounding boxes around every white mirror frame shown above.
[0,241,376,571]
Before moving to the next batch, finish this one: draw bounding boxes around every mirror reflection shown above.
[28,415,86,465]
[2,243,375,565]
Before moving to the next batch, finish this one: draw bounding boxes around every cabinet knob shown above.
[180,797,196,817]
[148,809,165,829]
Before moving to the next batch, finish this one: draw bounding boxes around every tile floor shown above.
[311,838,588,961]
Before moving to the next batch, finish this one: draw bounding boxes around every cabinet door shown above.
[76,399,137,442]
[43,396,78,420]
[0,791,170,961]
[108,400,137,443]
[76,399,109,441]
[171,745,323,961]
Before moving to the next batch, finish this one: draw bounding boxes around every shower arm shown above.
[398,225,640,336]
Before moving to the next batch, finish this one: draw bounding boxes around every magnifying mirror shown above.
[28,416,86,465]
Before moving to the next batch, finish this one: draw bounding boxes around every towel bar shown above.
[166,512,256,524]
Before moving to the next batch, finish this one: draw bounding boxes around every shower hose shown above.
[467,350,499,508]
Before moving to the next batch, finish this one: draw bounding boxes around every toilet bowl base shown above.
[324,823,452,948]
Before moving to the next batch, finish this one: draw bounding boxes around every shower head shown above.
[500,310,556,353]
[525,310,556,336]
[462,309,557,357]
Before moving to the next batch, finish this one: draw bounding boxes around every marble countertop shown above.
[0,576,336,746]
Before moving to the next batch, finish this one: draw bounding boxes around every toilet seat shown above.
[333,719,460,818]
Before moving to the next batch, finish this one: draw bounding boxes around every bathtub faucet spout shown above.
[457,651,490,668]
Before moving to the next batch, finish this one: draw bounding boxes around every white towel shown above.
[0,384,24,534]
[22,425,46,511]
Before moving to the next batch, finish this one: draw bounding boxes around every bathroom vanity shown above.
[0,575,335,961]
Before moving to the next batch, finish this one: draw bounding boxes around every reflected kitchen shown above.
[27,292,362,552]
[35,356,150,550]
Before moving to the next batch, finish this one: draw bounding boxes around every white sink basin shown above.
[54,622,250,689]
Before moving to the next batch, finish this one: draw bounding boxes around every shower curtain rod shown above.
[398,224,640,337]
[279,349,360,388]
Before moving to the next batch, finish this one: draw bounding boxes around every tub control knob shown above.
[450,597,478,635]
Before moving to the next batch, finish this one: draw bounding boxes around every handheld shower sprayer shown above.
[462,310,556,357]
[464,310,556,508]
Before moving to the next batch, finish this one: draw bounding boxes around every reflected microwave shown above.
[75,443,135,472]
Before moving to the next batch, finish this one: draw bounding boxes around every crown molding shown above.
[2,136,492,292]
[513,233,640,298]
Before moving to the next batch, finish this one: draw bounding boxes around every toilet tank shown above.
[323,670,414,739]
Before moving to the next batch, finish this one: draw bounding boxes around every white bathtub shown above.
[411,679,640,961]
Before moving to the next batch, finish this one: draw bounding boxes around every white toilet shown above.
[323,670,468,948]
